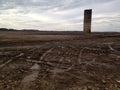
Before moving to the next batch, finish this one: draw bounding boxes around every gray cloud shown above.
[0,0,120,31]
[0,0,115,11]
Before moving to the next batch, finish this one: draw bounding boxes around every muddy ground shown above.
[0,33,120,90]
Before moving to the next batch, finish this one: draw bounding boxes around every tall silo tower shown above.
[83,9,92,33]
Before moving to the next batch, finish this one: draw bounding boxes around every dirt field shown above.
[0,32,120,90]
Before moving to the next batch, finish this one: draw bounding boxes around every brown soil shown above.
[0,33,120,90]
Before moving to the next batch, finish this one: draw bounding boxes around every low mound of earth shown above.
[0,34,120,90]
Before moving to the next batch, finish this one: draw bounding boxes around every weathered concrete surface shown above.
[84,9,92,33]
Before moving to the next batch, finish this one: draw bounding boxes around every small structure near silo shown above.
[83,9,92,33]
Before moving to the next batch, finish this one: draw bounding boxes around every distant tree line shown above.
[0,28,16,31]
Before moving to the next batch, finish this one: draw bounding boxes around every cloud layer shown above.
[0,0,120,31]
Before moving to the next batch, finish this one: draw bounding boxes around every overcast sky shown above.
[0,0,120,32]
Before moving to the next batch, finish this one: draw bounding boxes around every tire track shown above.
[19,48,54,90]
